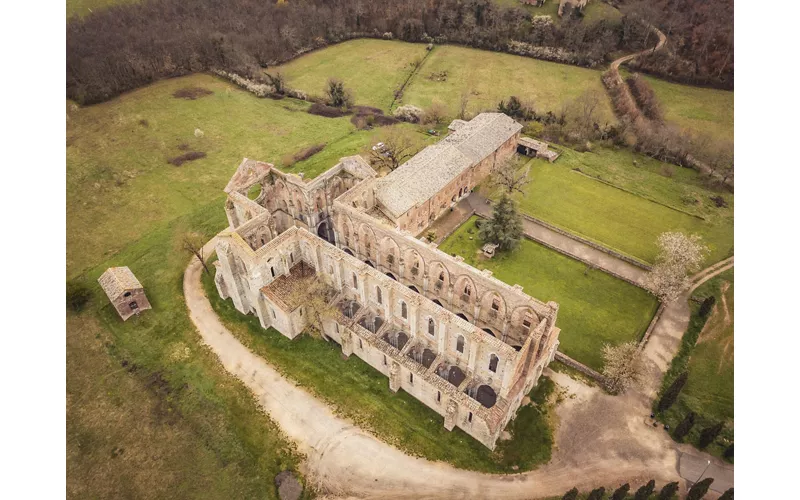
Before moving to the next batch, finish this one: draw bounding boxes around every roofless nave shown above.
[213,113,561,449]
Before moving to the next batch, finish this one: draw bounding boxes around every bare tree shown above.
[285,262,338,338]
[264,71,286,95]
[491,158,530,195]
[645,232,709,302]
[182,232,210,275]
[369,128,417,171]
[602,341,645,394]
[458,90,471,120]
[423,100,448,125]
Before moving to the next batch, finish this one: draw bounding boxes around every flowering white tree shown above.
[602,341,645,394]
[645,232,709,302]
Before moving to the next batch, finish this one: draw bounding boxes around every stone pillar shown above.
[341,327,353,358]
[357,269,367,304]
[437,313,449,354]
[389,361,401,392]
[467,339,479,373]
[444,400,458,431]
[473,303,482,323]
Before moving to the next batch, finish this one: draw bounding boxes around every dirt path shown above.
[184,235,733,497]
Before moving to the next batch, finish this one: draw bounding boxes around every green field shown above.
[274,39,429,110]
[67,0,140,18]
[621,69,734,146]
[202,263,555,473]
[484,147,734,265]
[656,269,734,460]
[400,44,616,122]
[439,217,659,370]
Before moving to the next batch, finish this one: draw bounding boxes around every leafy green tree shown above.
[587,487,606,500]
[718,487,733,500]
[478,195,523,252]
[634,479,655,500]
[325,78,352,108]
[658,482,679,499]
[698,422,724,449]
[658,372,688,412]
[686,478,714,500]
[673,411,696,441]
[562,487,579,500]
[611,483,630,500]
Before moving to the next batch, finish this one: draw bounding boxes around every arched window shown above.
[270,267,276,278]
[401,301,407,319]
[523,313,534,329]
[376,286,382,304]
[456,335,465,353]
[463,283,471,296]
[491,298,500,311]
[438,271,445,282]
[489,354,499,373]
[428,318,435,336]
[352,273,358,289]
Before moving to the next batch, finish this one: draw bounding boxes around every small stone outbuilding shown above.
[98,267,151,321]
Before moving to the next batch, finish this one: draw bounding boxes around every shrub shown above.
[423,101,448,125]
[625,74,664,122]
[657,371,688,413]
[658,482,679,500]
[718,488,733,500]
[686,478,714,500]
[283,143,326,166]
[710,195,728,208]
[393,104,424,123]
[699,295,716,318]
[698,421,724,449]
[659,165,675,178]
[634,479,655,500]
[67,281,92,313]
[587,487,605,500]
[723,443,733,461]
[672,411,695,441]
[562,488,579,500]
[325,78,352,108]
[167,151,206,166]
[611,483,630,500]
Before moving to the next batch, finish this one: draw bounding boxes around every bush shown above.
[393,104,424,123]
[718,488,733,500]
[672,411,695,442]
[659,165,675,178]
[626,74,664,122]
[325,78,352,108]
[723,443,733,461]
[699,295,716,318]
[172,87,213,100]
[67,281,92,312]
[634,480,655,500]
[658,482,679,500]
[698,422,724,449]
[283,143,326,167]
[686,478,714,500]
[611,483,630,500]
[562,488,579,500]
[657,371,688,413]
[587,487,605,500]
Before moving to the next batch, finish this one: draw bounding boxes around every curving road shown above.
[184,236,733,498]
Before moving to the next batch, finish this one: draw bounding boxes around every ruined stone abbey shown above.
[213,113,561,449]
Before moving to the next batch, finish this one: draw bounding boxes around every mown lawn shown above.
[67,0,140,18]
[202,261,555,473]
[656,269,734,461]
[67,201,306,499]
[485,147,734,265]
[273,39,429,110]
[400,44,616,122]
[438,217,659,371]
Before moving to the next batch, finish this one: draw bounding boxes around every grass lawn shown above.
[202,261,555,473]
[656,269,734,461]
[273,39,429,110]
[485,146,734,265]
[67,0,140,18]
[438,217,659,370]
[68,73,392,277]
[621,69,734,146]
[400,45,615,122]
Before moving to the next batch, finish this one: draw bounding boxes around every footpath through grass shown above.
[487,146,734,265]
[655,269,734,461]
[438,217,659,371]
[202,261,555,473]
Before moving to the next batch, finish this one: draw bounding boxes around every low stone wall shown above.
[519,213,652,271]
[554,351,607,385]
[637,302,666,350]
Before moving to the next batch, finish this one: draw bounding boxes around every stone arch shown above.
[402,247,425,282]
[453,274,477,307]
[380,236,401,271]
[317,220,334,243]
[428,261,451,290]
[359,223,377,259]
[337,215,355,248]
[482,327,497,337]
[479,290,507,322]
[510,306,540,331]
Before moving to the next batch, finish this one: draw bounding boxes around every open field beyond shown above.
[401,44,616,122]
[202,263,556,473]
[274,39,430,110]
[484,147,734,265]
[438,217,659,371]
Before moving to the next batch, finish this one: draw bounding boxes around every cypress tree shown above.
[718,487,734,500]
[478,194,523,251]
[673,412,696,441]
[686,478,714,500]
[658,482,680,500]
[634,479,656,500]
[698,422,725,449]
[699,295,716,317]
[611,483,630,500]
[723,443,734,461]
[657,372,688,412]
[562,487,579,500]
[587,487,606,500]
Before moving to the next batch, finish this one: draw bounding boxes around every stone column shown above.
[389,361,401,392]
[467,338,479,373]
[444,400,458,431]
[341,327,353,358]
[437,312,449,354]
